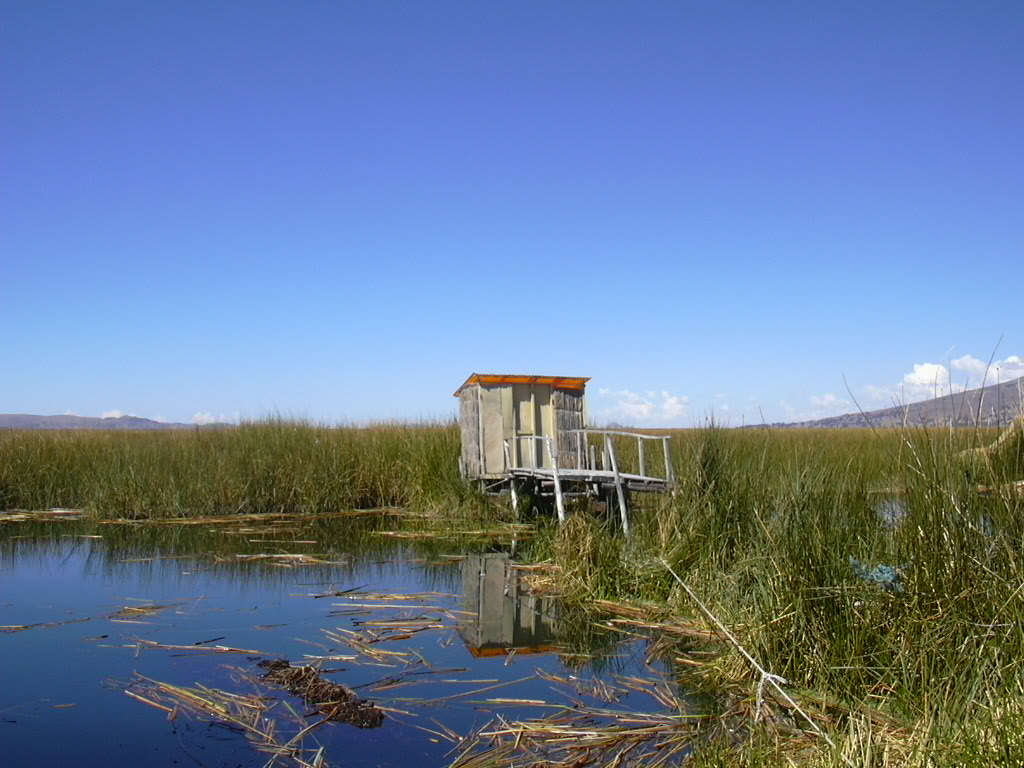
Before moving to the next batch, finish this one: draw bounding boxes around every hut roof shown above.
[453,373,590,397]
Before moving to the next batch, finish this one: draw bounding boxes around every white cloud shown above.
[902,362,956,401]
[809,393,851,416]
[662,391,688,420]
[867,354,1024,406]
[864,384,890,402]
[594,388,690,425]
[777,393,852,423]
[950,354,987,379]
[64,409,79,416]
[101,409,136,419]
[952,354,1024,384]
[191,412,236,425]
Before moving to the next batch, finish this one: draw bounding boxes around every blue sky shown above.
[3,2,1022,426]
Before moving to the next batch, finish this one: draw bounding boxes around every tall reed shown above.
[542,424,1023,764]
[0,420,474,518]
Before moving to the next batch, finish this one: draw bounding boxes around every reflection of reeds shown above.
[1,616,91,633]
[127,637,268,654]
[108,601,183,621]
[0,515,469,595]
[0,508,85,523]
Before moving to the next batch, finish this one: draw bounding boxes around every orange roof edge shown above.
[466,644,560,658]
[454,373,590,397]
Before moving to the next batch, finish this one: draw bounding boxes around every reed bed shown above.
[526,424,1024,766]
[0,419,474,518]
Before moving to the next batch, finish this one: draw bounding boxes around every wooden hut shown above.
[454,373,589,481]
[454,372,674,533]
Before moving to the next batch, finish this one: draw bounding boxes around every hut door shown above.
[512,384,553,469]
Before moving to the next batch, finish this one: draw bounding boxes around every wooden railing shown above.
[565,429,674,485]
[501,430,674,534]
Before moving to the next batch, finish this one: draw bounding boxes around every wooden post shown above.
[548,438,566,524]
[605,433,630,536]
[638,437,646,478]
[662,437,674,485]
[477,386,486,473]
[529,388,537,468]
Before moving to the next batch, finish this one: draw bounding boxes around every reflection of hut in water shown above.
[459,553,557,657]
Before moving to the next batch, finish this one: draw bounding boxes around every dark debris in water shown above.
[258,658,385,728]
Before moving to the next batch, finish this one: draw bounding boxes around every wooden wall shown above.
[458,387,482,478]
[459,383,587,479]
[553,388,586,469]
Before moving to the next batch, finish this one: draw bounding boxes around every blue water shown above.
[1,522,672,767]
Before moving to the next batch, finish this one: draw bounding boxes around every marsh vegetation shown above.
[2,420,1023,765]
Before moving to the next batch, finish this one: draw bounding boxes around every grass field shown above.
[2,420,1022,765]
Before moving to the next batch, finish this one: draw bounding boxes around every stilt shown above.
[493,431,671,535]
[549,444,566,524]
[604,433,630,536]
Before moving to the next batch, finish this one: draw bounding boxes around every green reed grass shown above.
[533,425,1024,765]
[0,420,476,518]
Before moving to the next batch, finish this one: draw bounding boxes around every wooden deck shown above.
[507,467,671,493]
[476,428,676,536]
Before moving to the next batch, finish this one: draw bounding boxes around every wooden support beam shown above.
[604,433,630,537]
[548,439,566,524]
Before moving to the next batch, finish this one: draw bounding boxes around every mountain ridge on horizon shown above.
[0,414,228,430]
[763,375,1024,429]
[4,376,1022,431]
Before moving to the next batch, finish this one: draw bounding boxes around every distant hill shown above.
[766,376,1024,429]
[0,414,227,430]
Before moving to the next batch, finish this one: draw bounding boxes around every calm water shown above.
[1,516,680,768]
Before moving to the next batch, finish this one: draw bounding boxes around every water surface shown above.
[1,515,682,767]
